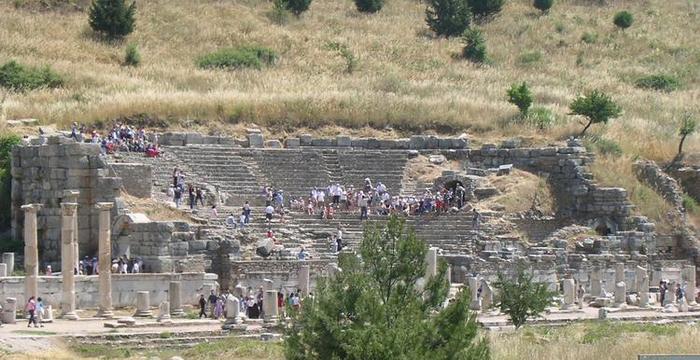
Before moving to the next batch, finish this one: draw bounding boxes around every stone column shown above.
[169,281,185,316]
[683,265,697,305]
[96,202,114,318]
[157,301,171,322]
[60,202,79,320]
[615,263,625,284]
[665,281,677,305]
[468,276,480,310]
[134,291,152,317]
[2,252,14,275]
[22,204,42,301]
[480,279,493,310]
[425,247,437,279]
[264,290,278,322]
[614,281,626,308]
[225,296,241,325]
[0,263,6,277]
[1,298,17,324]
[298,265,310,297]
[637,266,649,308]
[63,190,80,272]
[562,279,576,310]
[590,268,602,297]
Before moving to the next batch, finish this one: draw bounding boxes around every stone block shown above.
[311,138,334,147]
[378,140,396,149]
[264,140,282,148]
[351,139,368,148]
[285,138,300,148]
[336,136,351,147]
[185,133,203,145]
[366,138,380,149]
[409,135,426,149]
[248,133,264,148]
[300,134,313,146]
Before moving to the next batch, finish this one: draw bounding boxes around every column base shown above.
[170,309,185,317]
[133,310,153,317]
[61,311,80,320]
[96,309,114,319]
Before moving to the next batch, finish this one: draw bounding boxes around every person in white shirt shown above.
[265,204,274,223]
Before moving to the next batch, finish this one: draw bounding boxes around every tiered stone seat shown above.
[250,149,330,198]
[337,151,409,194]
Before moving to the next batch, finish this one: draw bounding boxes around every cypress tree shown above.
[89,0,136,39]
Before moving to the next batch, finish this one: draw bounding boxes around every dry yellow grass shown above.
[484,169,555,214]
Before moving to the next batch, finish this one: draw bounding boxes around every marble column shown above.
[22,204,42,301]
[60,202,79,320]
[636,266,649,307]
[63,190,80,272]
[1,297,17,324]
[134,291,152,317]
[468,276,480,310]
[298,265,310,297]
[169,281,185,316]
[264,290,279,322]
[0,263,6,277]
[2,252,14,275]
[157,301,171,322]
[665,281,677,305]
[683,265,696,305]
[590,268,602,297]
[425,247,437,279]
[96,202,114,318]
[225,296,241,324]
[480,279,493,310]
[615,263,625,284]
[562,279,576,309]
[614,281,626,308]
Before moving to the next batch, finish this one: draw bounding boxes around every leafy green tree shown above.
[285,216,490,359]
[88,0,136,39]
[124,43,140,66]
[426,0,472,37]
[461,29,487,62]
[286,0,312,16]
[467,0,504,19]
[494,269,556,329]
[677,113,697,159]
[0,133,21,229]
[533,0,553,14]
[613,11,633,30]
[354,0,384,13]
[569,89,622,136]
[507,82,533,115]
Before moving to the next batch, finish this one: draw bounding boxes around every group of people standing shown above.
[197,288,306,320]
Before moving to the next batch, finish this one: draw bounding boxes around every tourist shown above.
[198,294,207,318]
[277,292,285,317]
[239,211,247,230]
[131,260,140,273]
[214,296,224,319]
[25,296,38,328]
[359,194,369,220]
[472,208,481,231]
[331,235,338,253]
[45,265,52,276]
[336,236,343,252]
[677,283,685,303]
[174,186,182,208]
[306,197,314,215]
[36,297,46,327]
[211,205,218,218]
[659,281,667,305]
[577,284,585,308]
[291,292,301,311]
[265,203,274,224]
[188,185,195,210]
[208,290,218,319]
[317,188,326,209]
[196,187,204,207]
[298,247,309,260]
[226,213,237,230]
[244,201,251,224]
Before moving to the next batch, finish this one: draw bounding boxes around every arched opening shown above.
[591,218,616,236]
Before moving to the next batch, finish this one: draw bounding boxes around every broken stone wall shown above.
[109,163,152,198]
[670,166,700,203]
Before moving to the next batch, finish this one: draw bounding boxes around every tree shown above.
[354,0,384,13]
[461,29,487,63]
[613,11,633,30]
[569,89,622,136]
[533,0,553,14]
[677,113,697,159]
[507,82,533,115]
[467,0,504,19]
[285,216,490,359]
[0,133,21,228]
[88,0,136,39]
[426,0,472,38]
[494,269,556,329]
[286,0,312,16]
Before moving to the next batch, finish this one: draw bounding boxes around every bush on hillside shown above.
[635,74,680,92]
[426,0,472,37]
[197,46,278,70]
[569,89,622,136]
[88,0,136,39]
[526,106,555,129]
[495,269,556,329]
[467,0,505,19]
[0,60,64,91]
[533,0,553,13]
[683,195,698,214]
[585,135,623,157]
[0,133,22,229]
[613,11,633,30]
[268,0,291,25]
[354,0,383,13]
[677,113,696,159]
[123,43,140,66]
[286,0,312,16]
[581,32,598,44]
[461,28,487,63]
[507,82,533,115]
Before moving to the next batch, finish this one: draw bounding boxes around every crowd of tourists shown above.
[197,288,307,320]
[69,122,161,157]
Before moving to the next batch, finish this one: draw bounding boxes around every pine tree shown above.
[426,0,472,38]
[467,0,504,19]
[354,0,384,13]
[285,0,312,16]
[88,0,136,39]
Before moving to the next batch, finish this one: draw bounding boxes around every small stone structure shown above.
[2,253,14,275]
[134,291,152,317]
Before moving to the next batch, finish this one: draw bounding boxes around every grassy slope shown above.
[0,0,698,227]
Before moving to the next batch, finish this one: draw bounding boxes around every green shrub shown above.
[286,0,312,16]
[426,0,472,37]
[0,133,22,229]
[569,89,622,136]
[518,51,543,65]
[0,61,64,91]
[88,0,136,39]
[581,32,598,44]
[533,0,553,13]
[354,0,383,13]
[268,0,291,25]
[592,137,622,157]
[507,82,533,115]
[197,46,278,70]
[613,10,633,30]
[123,43,140,66]
[461,29,487,63]
[683,195,698,214]
[468,0,505,18]
[635,74,680,92]
[526,106,556,129]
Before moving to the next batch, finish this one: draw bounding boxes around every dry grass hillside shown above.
[0,0,698,227]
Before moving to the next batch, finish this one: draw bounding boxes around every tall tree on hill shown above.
[284,216,490,360]
[88,0,136,40]
[467,0,504,19]
[426,0,472,37]
[285,0,312,16]
[569,90,622,136]
[676,113,697,161]
[533,0,553,14]
[355,0,384,13]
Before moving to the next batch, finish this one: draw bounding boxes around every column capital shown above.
[63,190,80,203]
[95,202,114,211]
[61,202,78,215]
[21,204,43,213]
